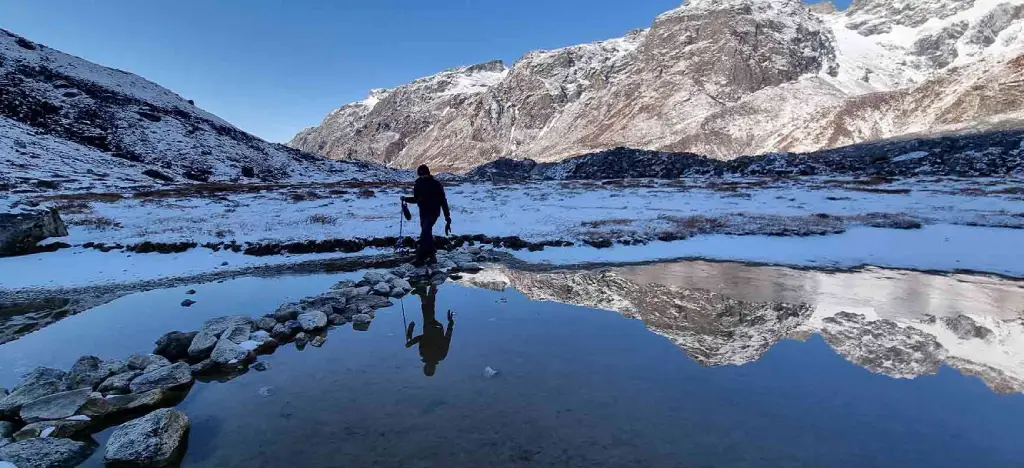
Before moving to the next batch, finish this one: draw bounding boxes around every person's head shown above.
[423,362,437,377]
[417,165,431,178]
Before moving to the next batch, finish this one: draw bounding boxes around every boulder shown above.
[153,331,197,361]
[0,209,68,257]
[211,336,251,366]
[126,354,171,372]
[372,282,392,296]
[199,315,253,336]
[19,388,92,423]
[363,271,386,284]
[13,418,92,441]
[456,262,482,272]
[104,408,190,467]
[186,330,218,359]
[0,380,62,416]
[255,316,277,332]
[221,323,251,344]
[389,287,407,298]
[300,292,347,309]
[0,422,14,439]
[190,360,216,375]
[310,335,326,347]
[129,363,193,394]
[346,295,393,314]
[15,367,66,389]
[389,277,413,292]
[352,314,372,325]
[273,303,302,322]
[270,323,291,341]
[294,332,309,347]
[0,437,93,468]
[283,320,303,334]
[79,389,180,418]
[297,311,328,331]
[330,279,356,290]
[328,314,348,326]
[97,370,143,395]
[62,355,114,390]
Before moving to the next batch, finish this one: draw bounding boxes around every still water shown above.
[2,261,1024,467]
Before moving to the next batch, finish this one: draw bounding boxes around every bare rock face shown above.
[0,209,67,257]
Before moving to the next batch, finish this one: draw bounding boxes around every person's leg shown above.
[417,214,438,263]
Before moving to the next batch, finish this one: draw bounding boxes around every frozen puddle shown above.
[2,260,1024,467]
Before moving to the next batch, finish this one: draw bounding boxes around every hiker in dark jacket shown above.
[401,165,451,266]
[405,285,455,376]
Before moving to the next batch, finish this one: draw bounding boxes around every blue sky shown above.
[0,0,852,143]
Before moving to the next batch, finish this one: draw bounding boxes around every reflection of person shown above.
[405,286,455,376]
[400,165,452,267]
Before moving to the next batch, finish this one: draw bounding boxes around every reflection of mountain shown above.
[459,264,1024,394]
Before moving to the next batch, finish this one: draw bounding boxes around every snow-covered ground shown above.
[2,176,1022,290]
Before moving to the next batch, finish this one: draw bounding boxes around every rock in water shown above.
[129,363,193,394]
[352,314,372,325]
[187,330,219,359]
[256,316,277,332]
[13,418,92,441]
[104,408,190,467]
[0,437,93,468]
[328,314,348,326]
[79,389,181,418]
[190,360,216,375]
[372,282,392,296]
[283,320,303,335]
[0,380,62,416]
[297,311,328,331]
[62,355,113,390]
[198,315,254,336]
[180,299,196,307]
[252,362,269,372]
[97,370,143,394]
[221,323,252,344]
[19,388,92,422]
[273,303,302,322]
[0,209,68,257]
[211,338,250,365]
[363,271,386,284]
[294,332,309,347]
[126,354,171,372]
[153,331,197,361]
[310,335,326,347]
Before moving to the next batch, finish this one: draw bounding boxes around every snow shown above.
[439,69,509,96]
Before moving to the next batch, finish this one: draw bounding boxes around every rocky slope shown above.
[0,29,399,194]
[292,0,1024,172]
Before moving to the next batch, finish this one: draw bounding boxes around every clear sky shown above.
[0,0,853,143]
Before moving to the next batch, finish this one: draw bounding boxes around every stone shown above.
[256,316,278,332]
[13,418,92,441]
[352,314,372,325]
[200,315,253,336]
[19,388,92,423]
[389,277,413,292]
[363,271,386,284]
[180,299,196,307]
[127,354,171,372]
[104,408,190,467]
[372,282,392,295]
[456,262,482,272]
[79,389,181,419]
[439,259,458,271]
[0,208,68,257]
[273,303,302,322]
[389,287,407,298]
[283,320,303,334]
[239,340,260,352]
[211,336,251,366]
[252,362,269,372]
[310,335,326,347]
[300,292,347,309]
[328,314,348,326]
[294,332,309,347]
[0,422,13,439]
[297,311,328,331]
[190,360,216,375]
[221,323,252,344]
[129,362,193,394]
[0,380,62,416]
[62,355,113,390]
[187,330,218,359]
[185,289,196,295]
[330,279,356,290]
[0,437,93,468]
[153,331,197,361]
[346,295,393,313]
[97,370,143,395]
[353,286,371,296]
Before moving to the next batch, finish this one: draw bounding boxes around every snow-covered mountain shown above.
[458,266,1024,394]
[0,29,399,194]
[291,0,1024,172]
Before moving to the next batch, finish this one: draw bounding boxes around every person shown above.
[400,165,451,266]
[405,285,455,376]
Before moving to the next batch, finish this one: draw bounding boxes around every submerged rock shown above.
[104,408,190,467]
[19,388,92,423]
[0,437,93,468]
[153,331,197,361]
[297,311,328,331]
[129,363,193,394]
[252,361,270,372]
[211,336,251,366]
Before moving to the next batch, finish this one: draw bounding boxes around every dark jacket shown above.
[406,175,450,220]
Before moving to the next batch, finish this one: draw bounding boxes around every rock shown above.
[0,422,14,439]
[363,271,386,284]
[252,362,269,372]
[19,388,92,423]
[13,418,92,441]
[430,272,448,286]
[456,262,482,272]
[62,355,113,390]
[221,323,251,344]
[187,330,218,359]
[104,408,190,467]
[190,360,216,375]
[353,286,371,296]
[126,354,171,372]
[97,370,143,394]
[180,299,196,307]
[484,366,499,378]
[211,335,251,366]
[310,335,326,347]
[297,311,328,331]
[389,287,407,298]
[0,437,93,468]
[346,295,393,313]
[270,323,291,341]
[239,340,260,352]
[283,320,303,335]
[79,389,180,418]
[273,303,301,322]
[294,332,309,347]
[0,380,62,416]
[300,292,347,309]
[330,279,356,290]
[17,368,66,388]
[255,316,277,332]
[129,362,193,394]
[372,281,392,295]
[249,330,271,343]
[185,289,196,295]
[389,277,413,292]
[352,314,372,325]
[0,208,68,257]
[328,314,348,326]
[153,331,197,361]
[200,315,253,336]
[439,259,458,271]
